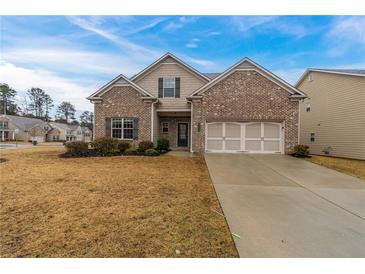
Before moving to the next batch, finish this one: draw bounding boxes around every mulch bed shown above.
[0,158,8,163]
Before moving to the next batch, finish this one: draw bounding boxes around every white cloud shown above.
[0,61,95,112]
[125,17,168,35]
[2,47,144,77]
[209,31,221,36]
[326,16,365,56]
[163,16,198,31]
[232,16,277,33]
[67,16,161,58]
[186,57,215,68]
[231,16,311,39]
[186,43,198,48]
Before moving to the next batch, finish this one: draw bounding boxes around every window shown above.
[111,118,134,139]
[306,102,311,112]
[0,122,8,129]
[161,121,169,133]
[163,78,175,97]
[310,133,315,142]
[308,74,314,81]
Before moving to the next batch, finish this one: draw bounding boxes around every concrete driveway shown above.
[205,153,365,257]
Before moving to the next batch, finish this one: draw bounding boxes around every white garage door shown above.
[206,122,282,153]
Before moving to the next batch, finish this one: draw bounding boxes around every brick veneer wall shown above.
[94,86,152,142]
[192,71,299,153]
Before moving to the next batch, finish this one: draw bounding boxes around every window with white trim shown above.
[161,121,169,133]
[0,121,8,129]
[111,118,134,139]
[163,78,175,97]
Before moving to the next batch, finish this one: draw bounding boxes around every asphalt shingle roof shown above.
[2,115,46,131]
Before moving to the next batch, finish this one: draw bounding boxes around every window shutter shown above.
[133,118,139,140]
[175,77,180,98]
[105,118,111,137]
[158,78,163,98]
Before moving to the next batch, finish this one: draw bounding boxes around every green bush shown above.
[125,147,138,155]
[156,137,169,151]
[65,141,89,153]
[91,137,119,155]
[138,141,154,152]
[118,141,131,153]
[145,148,160,156]
[292,144,310,157]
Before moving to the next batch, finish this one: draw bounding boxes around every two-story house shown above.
[88,53,306,153]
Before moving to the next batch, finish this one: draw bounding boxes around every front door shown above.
[177,122,188,147]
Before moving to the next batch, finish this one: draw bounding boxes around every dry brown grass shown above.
[0,147,238,258]
[307,155,365,180]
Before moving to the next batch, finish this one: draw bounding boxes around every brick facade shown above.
[94,86,153,143]
[191,71,299,153]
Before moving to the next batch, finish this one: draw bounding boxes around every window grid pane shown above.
[111,118,134,139]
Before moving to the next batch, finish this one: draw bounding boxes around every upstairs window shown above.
[308,74,314,81]
[111,118,134,139]
[0,121,8,129]
[163,78,175,97]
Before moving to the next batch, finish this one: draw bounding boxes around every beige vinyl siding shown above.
[135,62,207,109]
[299,72,365,160]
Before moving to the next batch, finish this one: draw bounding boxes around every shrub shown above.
[292,144,310,158]
[65,141,89,153]
[125,147,138,155]
[145,148,160,156]
[156,137,169,151]
[32,140,38,146]
[138,141,154,152]
[91,137,119,155]
[118,141,131,153]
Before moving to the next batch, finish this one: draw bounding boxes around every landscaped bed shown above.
[307,155,365,180]
[0,147,238,257]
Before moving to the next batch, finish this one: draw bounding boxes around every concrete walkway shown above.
[205,153,365,257]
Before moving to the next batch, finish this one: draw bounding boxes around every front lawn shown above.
[0,147,237,257]
[307,155,365,180]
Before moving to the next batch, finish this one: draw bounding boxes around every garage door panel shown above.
[206,122,282,153]
[225,123,241,138]
[245,140,261,151]
[264,123,280,138]
[264,140,280,151]
[225,140,241,151]
[207,123,223,138]
[246,123,261,138]
[207,139,223,150]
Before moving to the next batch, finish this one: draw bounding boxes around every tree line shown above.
[0,83,93,129]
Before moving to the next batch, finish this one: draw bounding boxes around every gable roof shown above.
[190,57,306,97]
[2,115,47,131]
[130,52,211,82]
[87,74,154,100]
[296,68,365,87]
[203,72,221,79]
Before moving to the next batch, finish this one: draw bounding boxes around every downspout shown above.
[187,100,193,153]
[151,99,158,142]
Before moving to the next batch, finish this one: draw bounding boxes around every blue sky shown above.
[1,16,365,114]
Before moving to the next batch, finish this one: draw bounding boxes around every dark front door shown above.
[177,123,188,147]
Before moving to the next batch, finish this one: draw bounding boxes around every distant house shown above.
[0,114,93,142]
[296,69,365,160]
[0,115,50,142]
[48,122,92,142]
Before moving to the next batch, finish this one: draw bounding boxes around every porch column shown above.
[1,131,4,141]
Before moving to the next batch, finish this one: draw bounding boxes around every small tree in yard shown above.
[57,101,76,123]
[80,111,94,130]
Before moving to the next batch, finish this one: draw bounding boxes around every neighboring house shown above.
[48,122,92,142]
[88,52,306,154]
[0,115,50,142]
[0,114,93,143]
[296,69,365,160]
